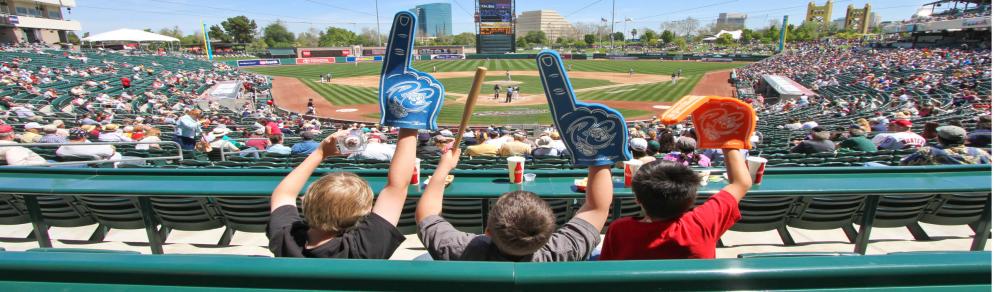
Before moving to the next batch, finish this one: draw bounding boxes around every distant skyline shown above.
[70,0,934,36]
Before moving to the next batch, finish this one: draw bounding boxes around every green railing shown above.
[0,165,990,255]
[0,250,989,291]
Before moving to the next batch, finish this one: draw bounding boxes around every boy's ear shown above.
[484,228,492,237]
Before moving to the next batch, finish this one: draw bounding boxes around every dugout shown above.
[760,74,817,104]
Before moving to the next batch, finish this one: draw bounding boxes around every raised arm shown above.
[371,128,418,225]
[721,149,751,201]
[415,146,461,223]
[269,135,334,212]
[573,165,613,230]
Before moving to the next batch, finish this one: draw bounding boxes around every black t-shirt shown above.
[266,205,404,259]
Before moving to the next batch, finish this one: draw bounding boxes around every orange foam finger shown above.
[659,95,709,125]
[659,95,757,150]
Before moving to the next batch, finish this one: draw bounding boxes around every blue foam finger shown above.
[378,11,445,130]
[536,50,632,166]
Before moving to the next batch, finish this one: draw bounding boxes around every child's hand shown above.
[317,133,340,158]
[437,147,462,172]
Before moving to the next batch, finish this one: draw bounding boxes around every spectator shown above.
[0,124,45,166]
[548,131,567,153]
[663,137,711,167]
[175,109,202,150]
[416,133,440,158]
[901,126,991,165]
[97,124,133,142]
[871,120,926,150]
[347,137,395,161]
[531,136,560,159]
[599,148,751,260]
[416,147,614,261]
[837,128,877,152]
[291,131,320,155]
[38,125,67,144]
[19,122,42,143]
[267,129,417,258]
[855,118,872,133]
[628,138,656,164]
[56,128,121,161]
[499,133,532,157]
[245,127,270,150]
[920,122,940,141]
[801,118,819,130]
[967,116,991,147]
[266,135,291,155]
[790,127,836,154]
[202,128,240,160]
[135,127,162,150]
[465,135,499,157]
[784,118,802,130]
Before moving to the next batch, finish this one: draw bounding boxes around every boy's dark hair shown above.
[631,160,702,220]
[269,135,283,144]
[487,191,556,256]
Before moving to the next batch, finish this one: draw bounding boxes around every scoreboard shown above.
[476,0,515,54]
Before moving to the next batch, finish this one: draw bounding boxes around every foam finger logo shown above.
[378,11,444,130]
[537,50,631,166]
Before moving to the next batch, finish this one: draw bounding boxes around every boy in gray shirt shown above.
[415,148,613,261]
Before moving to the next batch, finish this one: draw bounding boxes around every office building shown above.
[515,10,574,40]
[411,3,452,38]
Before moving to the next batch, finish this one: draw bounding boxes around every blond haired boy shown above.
[267,129,417,258]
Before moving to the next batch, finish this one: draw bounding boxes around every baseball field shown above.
[247,59,748,125]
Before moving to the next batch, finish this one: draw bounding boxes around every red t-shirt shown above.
[599,190,741,260]
[121,77,131,87]
[266,122,281,136]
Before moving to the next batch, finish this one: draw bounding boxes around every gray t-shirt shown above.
[418,215,599,262]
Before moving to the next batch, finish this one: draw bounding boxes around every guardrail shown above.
[0,141,184,167]
[0,251,988,290]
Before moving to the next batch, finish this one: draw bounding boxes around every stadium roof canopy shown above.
[81,28,180,42]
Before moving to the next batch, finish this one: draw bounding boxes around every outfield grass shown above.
[247,59,745,80]
[247,59,744,124]
[363,103,652,125]
[437,75,614,98]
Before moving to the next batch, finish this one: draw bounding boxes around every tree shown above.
[208,25,231,43]
[574,40,587,48]
[180,30,205,46]
[296,28,321,47]
[451,32,476,46]
[318,26,358,46]
[262,20,295,48]
[358,27,386,46]
[630,28,638,41]
[516,36,528,48]
[583,34,596,47]
[740,28,756,43]
[157,26,183,39]
[611,32,624,41]
[640,29,657,46]
[661,17,700,37]
[523,31,547,46]
[220,15,258,44]
[671,37,687,51]
[660,30,675,45]
[66,32,80,44]
[792,21,822,42]
[247,38,268,53]
[716,33,736,46]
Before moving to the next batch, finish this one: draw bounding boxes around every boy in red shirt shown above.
[600,148,751,260]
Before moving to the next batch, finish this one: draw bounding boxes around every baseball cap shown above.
[936,126,966,142]
[892,120,913,128]
[628,138,648,152]
[24,122,42,130]
[0,124,12,134]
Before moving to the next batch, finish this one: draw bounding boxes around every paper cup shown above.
[507,156,525,184]
[623,159,644,187]
[411,158,421,185]
[746,157,768,185]
[697,170,711,186]
[524,173,536,182]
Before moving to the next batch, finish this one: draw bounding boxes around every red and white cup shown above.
[623,159,643,187]
[746,157,768,185]
[410,158,421,185]
[507,156,525,184]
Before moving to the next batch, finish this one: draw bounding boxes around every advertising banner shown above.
[236,59,280,67]
[295,57,336,64]
[431,54,465,60]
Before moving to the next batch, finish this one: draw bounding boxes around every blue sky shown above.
[70,0,932,36]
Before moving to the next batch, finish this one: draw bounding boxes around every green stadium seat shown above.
[787,196,866,243]
[26,248,140,254]
[148,197,231,246]
[213,197,271,234]
[0,195,29,226]
[727,196,797,246]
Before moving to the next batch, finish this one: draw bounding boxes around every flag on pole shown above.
[201,21,214,61]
